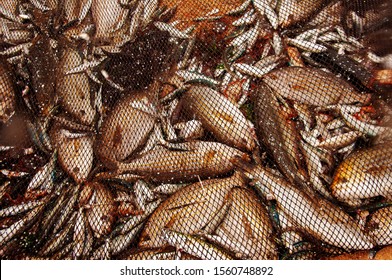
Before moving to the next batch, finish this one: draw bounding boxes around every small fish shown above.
[0,202,46,245]
[331,143,392,206]
[110,223,144,256]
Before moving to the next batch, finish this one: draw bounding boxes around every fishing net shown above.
[0,0,391,260]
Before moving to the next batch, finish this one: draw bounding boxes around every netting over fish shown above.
[1,0,392,260]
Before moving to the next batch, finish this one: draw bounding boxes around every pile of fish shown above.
[0,0,392,260]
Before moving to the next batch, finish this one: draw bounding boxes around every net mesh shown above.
[0,0,392,260]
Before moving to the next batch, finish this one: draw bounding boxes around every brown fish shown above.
[213,187,278,259]
[277,0,329,28]
[0,58,16,123]
[56,48,96,125]
[181,85,256,152]
[83,182,116,238]
[331,143,392,206]
[96,92,156,166]
[253,82,308,189]
[262,67,370,106]
[139,173,245,248]
[51,126,94,184]
[115,141,250,183]
[366,206,392,246]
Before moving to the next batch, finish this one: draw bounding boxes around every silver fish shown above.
[162,228,233,260]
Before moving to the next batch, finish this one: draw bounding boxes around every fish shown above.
[277,0,328,28]
[50,126,94,184]
[366,206,392,246]
[181,85,256,152]
[234,160,375,250]
[96,92,156,166]
[331,143,392,206]
[138,173,245,248]
[91,0,129,40]
[253,82,308,189]
[56,48,96,126]
[114,141,250,183]
[162,228,234,260]
[0,58,16,123]
[212,187,278,259]
[262,67,370,106]
[83,182,116,238]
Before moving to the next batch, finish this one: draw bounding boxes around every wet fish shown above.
[181,86,256,152]
[91,0,129,40]
[96,92,156,166]
[139,173,245,248]
[50,126,94,184]
[83,182,116,238]
[331,143,392,206]
[57,48,96,125]
[253,82,308,189]
[162,228,233,260]
[213,187,278,259]
[235,160,375,250]
[366,206,392,246]
[115,141,250,183]
[0,59,16,123]
[277,0,328,28]
[262,67,370,106]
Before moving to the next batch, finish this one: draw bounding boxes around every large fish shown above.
[235,160,375,250]
[0,59,16,123]
[366,206,392,246]
[253,82,308,189]
[212,187,278,259]
[50,126,94,184]
[96,92,156,166]
[114,141,250,183]
[277,0,329,28]
[331,143,392,206]
[181,86,256,152]
[262,67,370,106]
[56,48,96,125]
[139,174,245,248]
